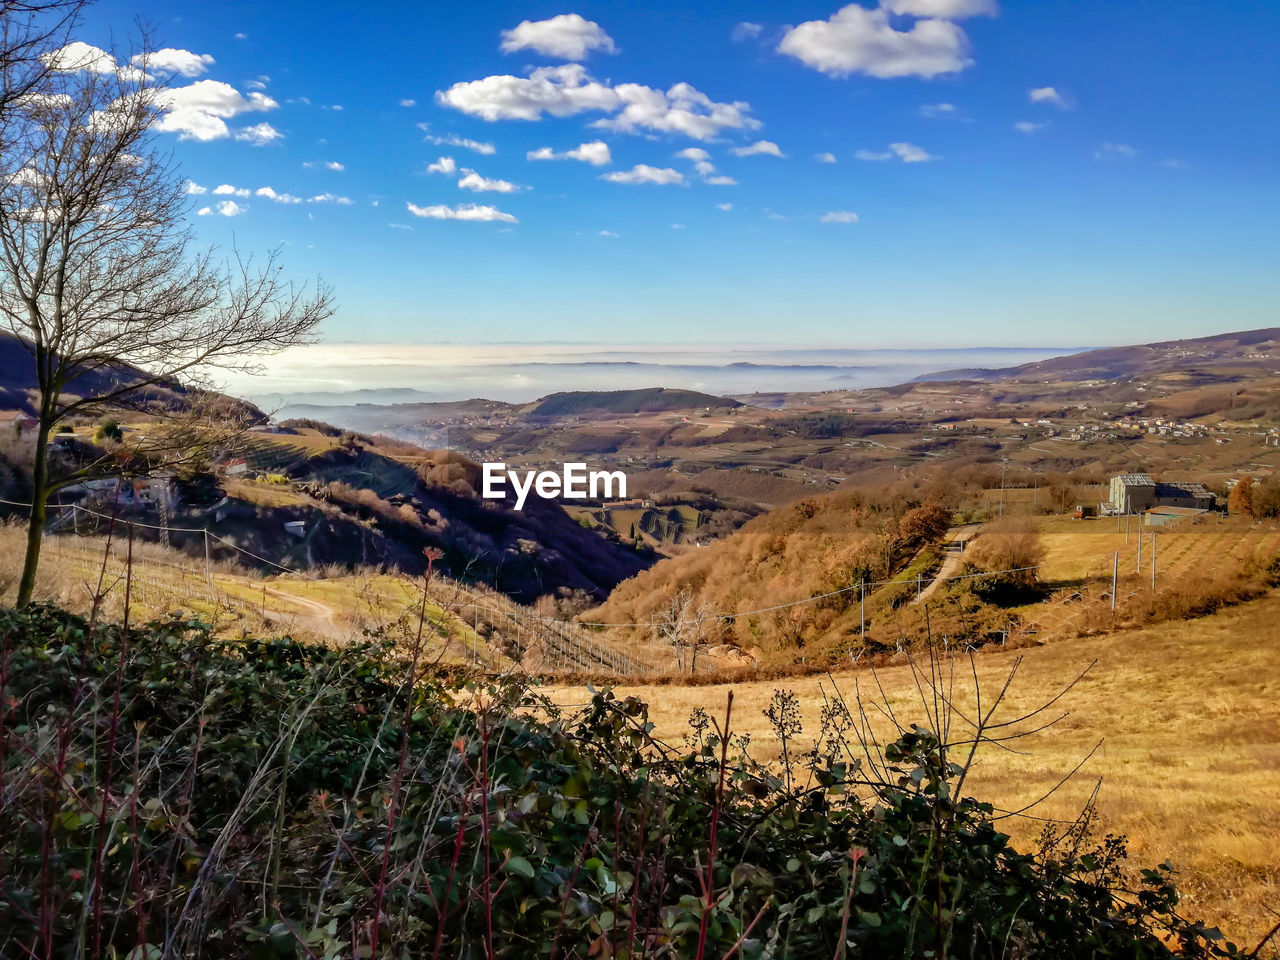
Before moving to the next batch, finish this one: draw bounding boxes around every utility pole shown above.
[1125,512,1130,543]
[1137,528,1143,572]
[860,580,865,637]
[1111,551,1118,611]
[999,459,1009,518]
[1151,534,1157,588]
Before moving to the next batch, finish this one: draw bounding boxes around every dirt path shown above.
[914,523,981,604]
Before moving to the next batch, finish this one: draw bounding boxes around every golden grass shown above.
[550,592,1280,945]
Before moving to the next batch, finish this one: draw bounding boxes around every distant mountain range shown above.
[914,327,1280,384]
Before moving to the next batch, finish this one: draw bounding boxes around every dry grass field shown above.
[552,592,1280,946]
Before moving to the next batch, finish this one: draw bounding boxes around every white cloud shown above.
[676,147,711,162]
[44,41,144,80]
[427,156,458,175]
[821,210,860,223]
[732,22,763,42]
[732,139,783,157]
[1014,120,1045,133]
[716,202,733,211]
[309,193,354,204]
[406,202,517,223]
[527,140,612,165]
[815,151,837,163]
[213,184,249,197]
[400,98,416,107]
[1095,142,1136,160]
[185,181,207,195]
[233,122,281,145]
[418,125,498,155]
[458,169,521,192]
[256,186,302,203]
[304,160,345,171]
[704,175,737,186]
[500,14,617,60]
[778,5,973,79]
[1029,86,1069,108]
[601,164,685,185]
[437,64,758,141]
[198,200,245,217]
[234,32,247,40]
[890,141,934,162]
[388,222,413,230]
[154,79,278,142]
[599,229,619,237]
[856,142,935,162]
[671,223,685,229]
[883,0,996,16]
[133,47,215,77]
[919,102,956,118]
[246,76,269,90]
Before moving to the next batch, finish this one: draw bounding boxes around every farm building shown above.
[1144,505,1209,527]
[1108,474,1216,514]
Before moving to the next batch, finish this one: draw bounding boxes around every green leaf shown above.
[506,856,535,879]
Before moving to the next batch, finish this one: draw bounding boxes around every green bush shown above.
[0,605,1240,958]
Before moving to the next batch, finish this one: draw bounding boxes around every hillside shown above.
[522,387,742,417]
[585,487,953,664]
[0,330,262,421]
[917,326,1280,384]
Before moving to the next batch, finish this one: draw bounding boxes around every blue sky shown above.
[73,0,1280,350]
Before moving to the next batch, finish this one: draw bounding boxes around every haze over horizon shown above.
[66,0,1280,360]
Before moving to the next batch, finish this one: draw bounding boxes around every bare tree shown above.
[0,40,333,605]
[655,587,716,674]
[1,2,84,120]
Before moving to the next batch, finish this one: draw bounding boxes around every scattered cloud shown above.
[324,104,344,111]
[821,210,860,223]
[304,160,345,171]
[388,222,413,230]
[601,164,685,185]
[704,175,737,186]
[731,22,763,42]
[1095,142,1136,160]
[671,223,685,229]
[1013,120,1046,134]
[778,5,974,79]
[406,202,518,223]
[500,14,617,60]
[1029,86,1069,109]
[815,151,837,163]
[437,64,759,141]
[308,193,354,204]
[154,79,278,142]
[233,122,281,145]
[185,180,207,195]
[716,202,733,211]
[399,98,416,107]
[234,32,247,40]
[427,156,458,175]
[458,169,521,192]
[527,140,612,165]
[858,142,934,162]
[256,186,301,203]
[213,184,249,197]
[732,139,784,157]
[418,125,498,155]
[599,229,620,237]
[883,0,996,16]
[890,141,934,162]
[919,102,956,118]
[197,200,245,217]
[134,47,215,77]
[246,75,269,90]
